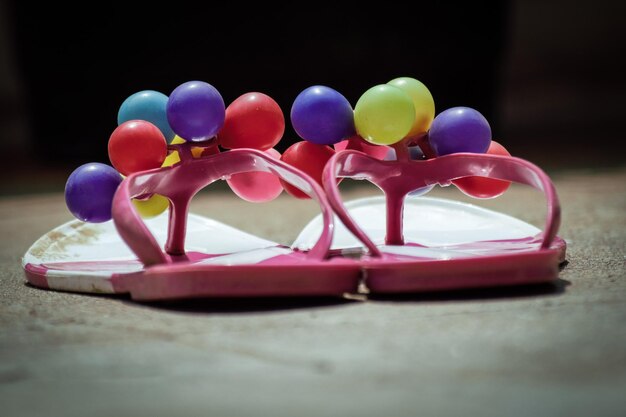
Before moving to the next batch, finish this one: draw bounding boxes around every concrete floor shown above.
[1,167,625,417]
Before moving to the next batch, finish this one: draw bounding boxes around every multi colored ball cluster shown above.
[65,77,511,223]
[279,76,510,199]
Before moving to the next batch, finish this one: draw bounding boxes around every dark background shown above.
[1,1,624,194]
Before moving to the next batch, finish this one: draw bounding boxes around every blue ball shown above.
[290,85,355,145]
[428,106,491,156]
[65,163,122,223]
[167,81,225,142]
[118,90,175,143]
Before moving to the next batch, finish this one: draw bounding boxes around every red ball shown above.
[280,141,335,199]
[218,92,285,150]
[453,140,512,199]
[108,120,167,176]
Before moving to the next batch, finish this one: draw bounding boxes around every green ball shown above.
[387,77,435,138]
[354,84,415,145]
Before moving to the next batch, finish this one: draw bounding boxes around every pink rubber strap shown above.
[112,149,335,266]
[322,151,561,257]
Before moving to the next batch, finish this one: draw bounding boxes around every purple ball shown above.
[290,85,355,145]
[428,107,491,156]
[167,81,225,142]
[65,163,122,223]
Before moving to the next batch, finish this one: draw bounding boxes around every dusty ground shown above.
[1,167,625,417]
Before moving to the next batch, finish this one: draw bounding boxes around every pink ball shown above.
[227,148,284,202]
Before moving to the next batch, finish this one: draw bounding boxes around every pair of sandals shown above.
[23,145,566,301]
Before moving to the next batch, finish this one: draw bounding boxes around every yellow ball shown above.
[167,135,205,160]
[170,135,186,145]
[162,135,186,166]
[354,85,415,145]
[190,147,204,158]
[162,151,181,166]
[132,194,169,218]
[387,77,435,138]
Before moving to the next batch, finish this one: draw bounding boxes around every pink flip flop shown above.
[297,150,567,293]
[22,149,566,299]
[22,149,362,300]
